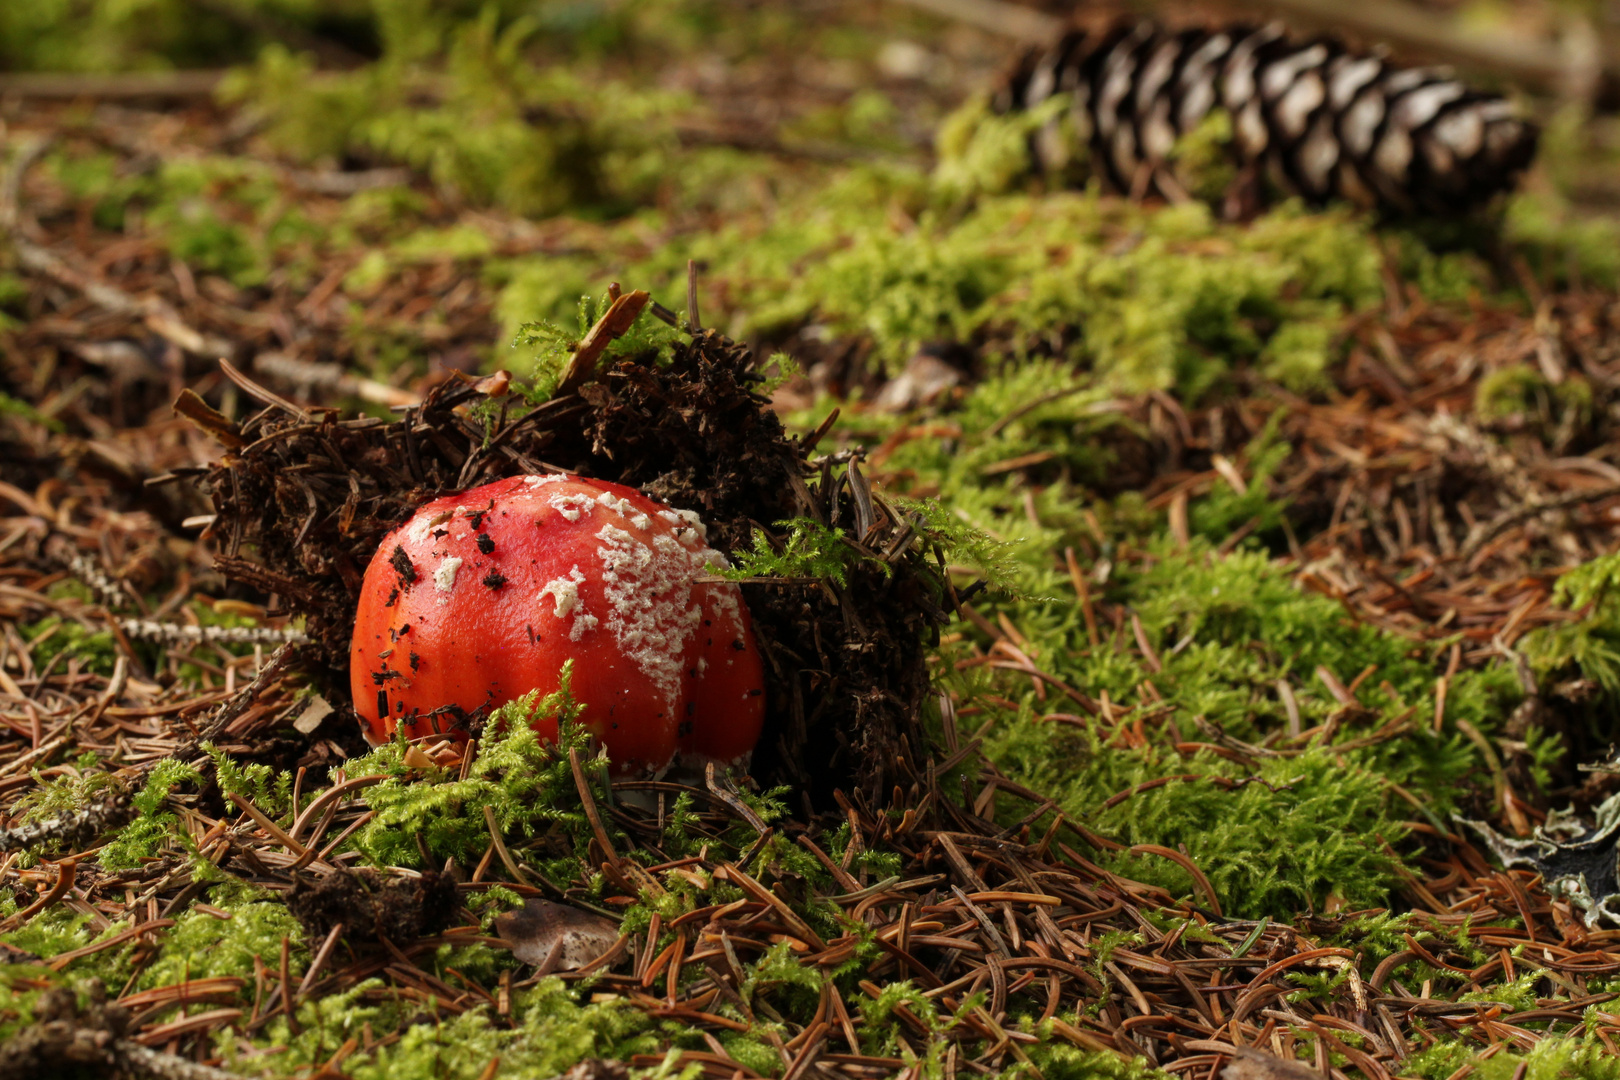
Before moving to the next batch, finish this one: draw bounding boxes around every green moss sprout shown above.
[512,289,686,402]
[340,666,616,874]
[98,758,202,871]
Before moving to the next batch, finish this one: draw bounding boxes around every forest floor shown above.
[8,3,1620,1079]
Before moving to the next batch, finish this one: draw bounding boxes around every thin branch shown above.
[883,0,1060,44]
[1460,482,1620,561]
[0,71,225,99]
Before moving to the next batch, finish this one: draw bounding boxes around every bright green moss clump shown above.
[860,354,1527,917]
[138,883,306,992]
[231,977,662,1080]
[341,672,614,877]
[98,759,203,871]
[1526,549,1620,719]
[635,183,1382,399]
[967,542,1520,917]
[1406,1035,1620,1080]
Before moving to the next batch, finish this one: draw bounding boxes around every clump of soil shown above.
[201,305,948,806]
[286,866,458,945]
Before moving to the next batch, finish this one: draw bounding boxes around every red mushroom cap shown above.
[350,474,765,777]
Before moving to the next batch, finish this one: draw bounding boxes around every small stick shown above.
[0,859,75,931]
[228,793,307,857]
[296,923,345,1001]
[686,259,703,333]
[556,290,651,395]
[705,762,768,834]
[278,935,298,1034]
[481,805,532,887]
[569,745,622,873]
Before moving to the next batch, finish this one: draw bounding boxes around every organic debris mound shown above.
[202,309,944,806]
[286,866,458,946]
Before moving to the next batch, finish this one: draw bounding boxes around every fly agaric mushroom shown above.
[350,474,765,777]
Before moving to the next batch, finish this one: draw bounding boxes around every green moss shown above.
[99,758,202,871]
[1027,1042,1164,1080]
[493,256,610,368]
[1188,409,1291,542]
[721,517,882,588]
[1387,229,1497,305]
[512,290,685,402]
[9,3,1616,1072]
[1503,104,1620,292]
[0,0,265,72]
[933,93,1077,202]
[1169,109,1238,205]
[46,149,152,233]
[1525,549,1620,696]
[340,671,612,875]
[20,617,119,678]
[0,390,62,432]
[142,158,302,287]
[220,45,379,165]
[932,92,1238,210]
[228,12,692,219]
[0,965,55,1040]
[967,542,1518,917]
[138,883,305,991]
[1407,1036,1620,1080]
[882,354,1520,915]
[645,185,1381,396]
[206,743,294,816]
[1475,365,1594,437]
[237,975,661,1079]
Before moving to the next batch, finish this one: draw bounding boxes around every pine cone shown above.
[994,19,1539,215]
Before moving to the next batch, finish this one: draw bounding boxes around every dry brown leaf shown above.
[401,745,439,770]
[1221,1047,1323,1080]
[495,899,619,970]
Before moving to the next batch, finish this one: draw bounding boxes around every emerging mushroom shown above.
[350,474,765,777]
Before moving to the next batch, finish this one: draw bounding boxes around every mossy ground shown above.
[6,2,1620,1078]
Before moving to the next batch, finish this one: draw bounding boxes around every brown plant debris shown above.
[197,313,943,807]
[494,899,620,971]
[285,866,458,947]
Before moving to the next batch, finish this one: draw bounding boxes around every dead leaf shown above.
[402,745,438,770]
[1221,1047,1323,1080]
[495,899,619,970]
[292,695,333,735]
[871,350,963,412]
[556,290,650,395]
[172,388,244,448]
[425,739,463,768]
[473,370,511,397]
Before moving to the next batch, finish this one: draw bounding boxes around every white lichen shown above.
[595,491,638,518]
[549,493,597,523]
[538,566,587,617]
[675,509,708,540]
[590,510,749,708]
[433,557,462,593]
